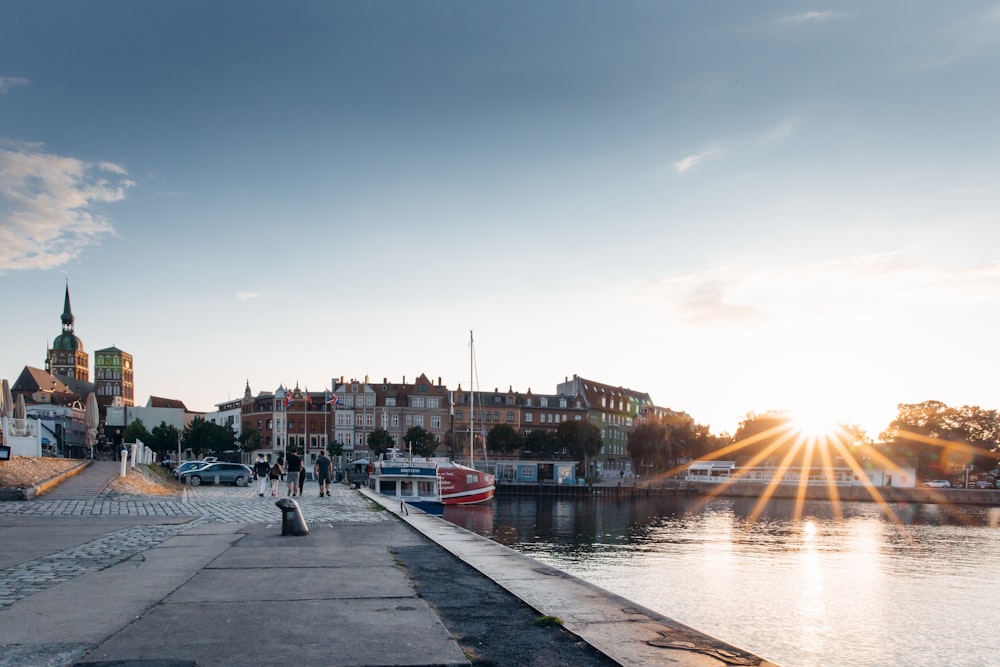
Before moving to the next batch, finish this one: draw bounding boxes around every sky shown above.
[2,1,999,438]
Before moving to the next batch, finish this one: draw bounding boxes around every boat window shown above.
[417,481,436,497]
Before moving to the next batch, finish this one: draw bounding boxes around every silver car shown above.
[180,463,253,487]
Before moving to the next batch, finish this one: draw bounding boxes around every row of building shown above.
[4,286,676,476]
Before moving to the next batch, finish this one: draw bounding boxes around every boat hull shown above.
[438,462,495,505]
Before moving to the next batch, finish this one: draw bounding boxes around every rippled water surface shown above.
[444,496,1000,667]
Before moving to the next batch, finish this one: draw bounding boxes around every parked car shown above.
[921,480,951,488]
[173,460,212,479]
[179,463,253,487]
[975,480,993,489]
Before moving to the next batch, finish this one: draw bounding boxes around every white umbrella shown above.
[14,393,26,421]
[86,392,99,458]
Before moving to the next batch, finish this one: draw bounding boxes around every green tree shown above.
[628,422,669,474]
[367,427,395,459]
[556,419,601,474]
[123,419,151,446]
[486,424,522,454]
[523,429,559,457]
[404,426,438,458]
[182,417,236,457]
[326,441,344,458]
[150,421,181,457]
[879,401,1000,479]
[238,427,263,453]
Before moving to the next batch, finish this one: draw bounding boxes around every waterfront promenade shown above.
[0,465,776,666]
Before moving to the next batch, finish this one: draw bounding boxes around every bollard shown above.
[275,497,309,536]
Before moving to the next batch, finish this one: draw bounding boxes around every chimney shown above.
[438,377,441,386]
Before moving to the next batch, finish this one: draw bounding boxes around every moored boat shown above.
[438,460,495,505]
[367,449,443,513]
[438,330,496,505]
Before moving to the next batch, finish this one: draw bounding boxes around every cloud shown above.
[643,250,1000,328]
[0,146,133,272]
[236,292,258,300]
[0,76,29,94]
[779,11,835,25]
[674,149,719,173]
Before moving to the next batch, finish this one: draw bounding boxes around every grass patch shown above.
[533,615,563,628]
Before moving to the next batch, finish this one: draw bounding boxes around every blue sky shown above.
[2,1,998,437]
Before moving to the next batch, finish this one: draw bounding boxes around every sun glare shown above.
[790,408,841,440]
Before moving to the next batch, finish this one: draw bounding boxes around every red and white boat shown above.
[437,330,495,505]
[437,460,494,505]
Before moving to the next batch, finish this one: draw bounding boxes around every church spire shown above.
[61,280,75,334]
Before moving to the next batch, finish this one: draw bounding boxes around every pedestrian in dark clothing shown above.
[254,454,271,496]
[285,450,302,497]
[315,451,333,496]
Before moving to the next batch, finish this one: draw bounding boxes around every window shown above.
[506,411,514,423]
[355,414,363,427]
[540,397,548,407]
[525,413,533,423]
[418,385,427,393]
[427,398,439,408]
[386,397,396,407]
[391,415,399,427]
[413,397,425,408]
[431,416,441,429]
[414,416,424,427]
[455,410,463,421]
[405,415,412,426]
[366,413,374,427]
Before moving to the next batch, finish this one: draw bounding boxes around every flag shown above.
[284,391,293,408]
[305,390,314,408]
[326,392,343,408]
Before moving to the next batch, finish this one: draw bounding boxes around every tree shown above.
[523,429,559,457]
[556,419,601,475]
[486,424,522,454]
[238,427,262,453]
[123,419,151,446]
[404,426,438,458]
[367,428,395,458]
[326,441,344,458]
[879,401,1000,479]
[150,421,181,457]
[182,417,236,457]
[628,422,669,474]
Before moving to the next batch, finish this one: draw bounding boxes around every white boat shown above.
[368,448,443,513]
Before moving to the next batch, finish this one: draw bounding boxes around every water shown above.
[444,496,1000,667]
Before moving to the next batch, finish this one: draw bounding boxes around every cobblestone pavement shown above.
[0,485,389,609]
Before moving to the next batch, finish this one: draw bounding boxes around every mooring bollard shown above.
[275,497,309,536]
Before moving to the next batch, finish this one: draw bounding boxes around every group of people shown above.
[252,450,335,498]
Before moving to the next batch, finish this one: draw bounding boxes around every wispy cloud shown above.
[779,11,836,25]
[643,250,1000,328]
[0,146,134,272]
[0,76,29,95]
[236,292,258,301]
[674,149,719,173]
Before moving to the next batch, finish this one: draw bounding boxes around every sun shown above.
[789,407,842,440]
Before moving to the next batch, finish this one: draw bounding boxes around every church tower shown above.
[46,282,89,382]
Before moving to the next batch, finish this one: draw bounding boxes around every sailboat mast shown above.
[469,330,474,467]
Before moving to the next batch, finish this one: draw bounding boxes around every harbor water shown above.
[444,494,1000,667]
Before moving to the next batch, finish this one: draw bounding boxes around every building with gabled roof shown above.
[556,374,654,477]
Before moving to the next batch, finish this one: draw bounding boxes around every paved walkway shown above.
[38,461,120,500]
[0,470,778,667]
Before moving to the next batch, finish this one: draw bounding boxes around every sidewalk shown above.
[0,479,777,666]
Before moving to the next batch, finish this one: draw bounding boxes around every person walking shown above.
[285,449,302,497]
[254,454,271,497]
[297,449,307,497]
[268,460,282,497]
[314,450,332,496]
